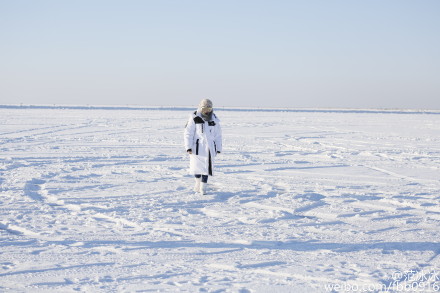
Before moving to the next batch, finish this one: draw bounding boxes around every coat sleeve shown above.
[214,121,222,153]
[184,115,195,151]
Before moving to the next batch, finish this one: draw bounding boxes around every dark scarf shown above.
[201,111,213,121]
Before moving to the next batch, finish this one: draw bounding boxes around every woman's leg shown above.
[194,175,201,192]
[200,175,209,194]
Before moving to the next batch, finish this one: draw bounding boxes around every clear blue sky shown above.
[1,0,439,109]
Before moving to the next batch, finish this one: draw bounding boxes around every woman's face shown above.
[201,107,212,116]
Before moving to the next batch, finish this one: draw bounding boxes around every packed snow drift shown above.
[1,106,439,292]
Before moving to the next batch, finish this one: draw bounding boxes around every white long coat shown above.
[184,111,222,176]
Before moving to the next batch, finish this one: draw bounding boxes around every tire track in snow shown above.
[0,221,40,237]
[366,165,439,184]
[23,176,145,232]
[22,176,196,238]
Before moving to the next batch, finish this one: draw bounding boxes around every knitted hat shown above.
[199,99,213,109]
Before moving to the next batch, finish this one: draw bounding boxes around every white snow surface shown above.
[0,107,439,292]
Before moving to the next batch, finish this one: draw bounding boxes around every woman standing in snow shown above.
[184,99,222,194]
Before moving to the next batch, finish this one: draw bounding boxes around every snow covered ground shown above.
[1,106,439,292]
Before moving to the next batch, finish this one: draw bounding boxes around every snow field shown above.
[0,107,439,292]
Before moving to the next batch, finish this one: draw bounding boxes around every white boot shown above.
[194,177,201,192]
[200,182,208,195]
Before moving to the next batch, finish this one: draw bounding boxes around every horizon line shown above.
[1,104,439,115]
